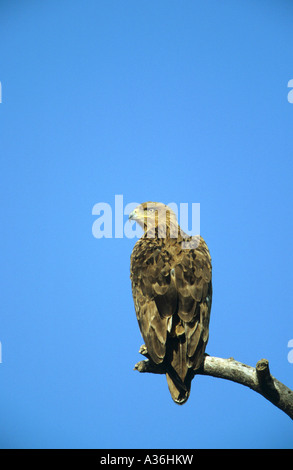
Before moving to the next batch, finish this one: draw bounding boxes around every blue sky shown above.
[1,0,293,449]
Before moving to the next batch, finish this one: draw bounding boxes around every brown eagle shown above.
[129,202,212,405]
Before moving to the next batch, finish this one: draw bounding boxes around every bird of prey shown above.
[129,202,212,405]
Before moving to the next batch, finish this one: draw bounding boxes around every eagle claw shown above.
[138,344,149,357]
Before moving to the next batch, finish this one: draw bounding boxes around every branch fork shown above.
[134,346,293,420]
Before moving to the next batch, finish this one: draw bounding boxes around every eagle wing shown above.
[172,238,212,370]
[131,242,176,364]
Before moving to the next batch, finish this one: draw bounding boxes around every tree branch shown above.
[134,350,293,420]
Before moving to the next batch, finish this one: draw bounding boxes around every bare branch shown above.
[134,350,293,420]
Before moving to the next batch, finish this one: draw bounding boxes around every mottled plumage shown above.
[130,202,212,404]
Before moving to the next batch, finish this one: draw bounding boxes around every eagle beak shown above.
[129,209,138,221]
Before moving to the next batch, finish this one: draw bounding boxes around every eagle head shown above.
[129,202,179,237]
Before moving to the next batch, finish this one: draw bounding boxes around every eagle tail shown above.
[165,336,194,405]
[166,367,192,405]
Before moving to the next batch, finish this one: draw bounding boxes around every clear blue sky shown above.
[1,0,293,449]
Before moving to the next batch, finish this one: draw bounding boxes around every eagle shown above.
[129,202,212,405]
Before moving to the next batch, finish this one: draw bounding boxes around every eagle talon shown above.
[138,344,149,357]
